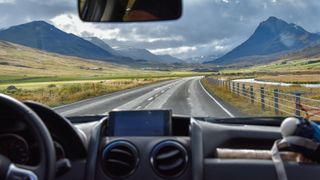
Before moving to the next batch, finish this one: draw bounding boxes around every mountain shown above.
[84,37,184,63]
[0,40,134,80]
[114,46,161,61]
[84,37,118,55]
[280,43,320,60]
[156,55,184,63]
[186,55,219,64]
[0,21,115,62]
[110,45,184,63]
[206,16,320,65]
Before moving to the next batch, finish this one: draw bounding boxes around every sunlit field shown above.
[0,41,205,106]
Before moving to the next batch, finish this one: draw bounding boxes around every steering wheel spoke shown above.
[6,164,38,180]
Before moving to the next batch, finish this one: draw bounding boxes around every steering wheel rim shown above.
[0,94,56,180]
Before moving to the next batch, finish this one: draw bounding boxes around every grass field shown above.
[202,77,320,121]
[1,78,173,107]
[0,41,204,106]
[217,55,320,84]
[221,57,320,75]
[256,74,320,84]
[211,73,320,84]
[204,55,320,120]
[0,41,201,84]
[201,78,272,116]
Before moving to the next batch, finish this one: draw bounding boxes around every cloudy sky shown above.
[1,0,320,59]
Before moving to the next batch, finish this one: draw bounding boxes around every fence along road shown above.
[205,77,320,121]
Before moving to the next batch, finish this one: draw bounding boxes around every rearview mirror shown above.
[78,0,182,22]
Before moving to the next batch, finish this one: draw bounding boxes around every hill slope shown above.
[0,40,161,82]
[207,16,320,65]
[0,21,117,62]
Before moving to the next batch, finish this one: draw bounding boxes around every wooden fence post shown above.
[250,86,254,104]
[232,82,235,94]
[260,87,265,111]
[237,83,240,96]
[295,92,301,117]
[242,84,246,96]
[274,89,279,115]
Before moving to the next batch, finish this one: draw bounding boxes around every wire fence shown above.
[205,77,320,121]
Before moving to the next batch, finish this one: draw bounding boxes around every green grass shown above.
[0,72,199,84]
[206,52,320,120]
[217,56,320,84]
[221,57,320,74]
[0,41,203,85]
[201,78,275,117]
[256,74,320,84]
[1,78,173,107]
[202,76,320,121]
[0,41,206,106]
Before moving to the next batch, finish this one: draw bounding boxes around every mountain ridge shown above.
[0,21,118,62]
[206,16,320,65]
[87,37,184,63]
[0,21,185,66]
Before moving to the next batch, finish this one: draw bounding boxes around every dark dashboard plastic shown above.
[25,101,87,160]
[191,119,320,180]
[2,100,320,180]
[85,115,191,180]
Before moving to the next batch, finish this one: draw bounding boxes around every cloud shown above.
[0,0,75,28]
[0,0,15,4]
[51,13,122,40]
[1,0,320,59]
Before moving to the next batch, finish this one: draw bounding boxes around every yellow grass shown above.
[0,41,200,83]
[202,77,320,121]
[257,74,320,84]
[1,78,173,107]
[201,78,274,117]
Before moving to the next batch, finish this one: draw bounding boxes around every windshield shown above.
[0,0,319,121]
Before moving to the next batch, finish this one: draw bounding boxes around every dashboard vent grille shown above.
[102,141,138,178]
[151,140,188,178]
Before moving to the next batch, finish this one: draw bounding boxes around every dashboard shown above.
[84,112,320,180]
[2,102,320,180]
[86,110,191,180]
[0,102,88,179]
[0,133,31,164]
[0,111,86,165]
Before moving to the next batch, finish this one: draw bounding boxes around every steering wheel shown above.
[0,94,56,180]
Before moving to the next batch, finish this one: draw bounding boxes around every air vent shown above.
[151,141,188,178]
[101,141,139,178]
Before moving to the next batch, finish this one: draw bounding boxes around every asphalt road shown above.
[54,77,238,118]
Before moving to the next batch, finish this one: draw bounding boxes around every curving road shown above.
[54,77,238,118]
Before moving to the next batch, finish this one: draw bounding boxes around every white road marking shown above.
[136,106,142,110]
[198,80,235,117]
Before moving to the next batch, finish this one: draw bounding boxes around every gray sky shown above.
[1,0,320,59]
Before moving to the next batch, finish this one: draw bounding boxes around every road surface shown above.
[54,77,238,118]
